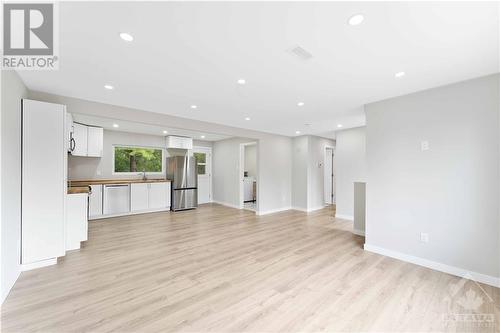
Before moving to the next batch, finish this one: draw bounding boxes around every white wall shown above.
[335,127,366,219]
[365,74,500,282]
[244,144,257,178]
[1,71,28,303]
[257,136,292,214]
[291,136,309,210]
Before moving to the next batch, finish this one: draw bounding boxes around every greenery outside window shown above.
[193,152,206,175]
[114,146,164,174]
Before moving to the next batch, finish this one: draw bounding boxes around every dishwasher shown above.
[103,184,130,215]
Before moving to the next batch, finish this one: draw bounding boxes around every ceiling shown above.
[18,2,499,137]
[72,114,231,142]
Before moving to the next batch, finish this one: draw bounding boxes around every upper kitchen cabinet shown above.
[72,123,88,156]
[87,126,103,157]
[166,136,193,150]
[71,122,103,157]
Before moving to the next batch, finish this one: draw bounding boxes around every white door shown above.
[148,182,168,209]
[324,148,334,204]
[193,147,212,204]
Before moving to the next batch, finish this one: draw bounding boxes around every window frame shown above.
[112,144,165,176]
[193,152,207,175]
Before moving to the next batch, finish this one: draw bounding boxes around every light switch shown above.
[420,232,429,243]
[421,140,429,151]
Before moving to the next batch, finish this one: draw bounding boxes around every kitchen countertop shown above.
[67,186,91,194]
[69,178,171,187]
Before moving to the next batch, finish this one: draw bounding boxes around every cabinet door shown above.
[66,193,88,250]
[131,183,149,211]
[89,185,103,218]
[87,127,103,157]
[22,99,66,264]
[148,182,168,209]
[72,123,88,156]
[166,182,171,209]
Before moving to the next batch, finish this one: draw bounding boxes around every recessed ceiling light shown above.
[200,135,205,139]
[245,117,251,121]
[104,85,114,90]
[119,32,134,42]
[112,124,119,128]
[348,14,364,26]
[297,102,305,107]
[295,130,301,134]
[395,71,406,78]
[191,105,197,109]
[237,79,246,85]
[163,130,168,134]
[337,124,343,128]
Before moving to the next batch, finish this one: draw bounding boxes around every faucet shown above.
[142,170,147,181]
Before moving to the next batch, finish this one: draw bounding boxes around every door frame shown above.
[324,145,335,205]
[193,146,212,203]
[239,142,258,211]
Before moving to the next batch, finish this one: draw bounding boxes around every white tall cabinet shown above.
[22,99,67,268]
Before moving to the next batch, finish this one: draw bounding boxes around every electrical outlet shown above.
[421,140,429,151]
[420,232,429,243]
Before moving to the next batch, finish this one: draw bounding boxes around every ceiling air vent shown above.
[289,45,313,61]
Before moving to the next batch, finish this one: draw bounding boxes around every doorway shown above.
[324,147,335,205]
[239,142,257,211]
[193,146,212,204]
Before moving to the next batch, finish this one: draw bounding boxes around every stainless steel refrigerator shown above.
[166,156,198,211]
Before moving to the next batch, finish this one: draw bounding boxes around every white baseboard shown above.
[364,244,500,288]
[335,214,354,221]
[291,206,324,213]
[1,270,20,305]
[89,207,171,220]
[21,258,57,272]
[211,200,241,209]
[353,229,365,236]
[257,206,292,216]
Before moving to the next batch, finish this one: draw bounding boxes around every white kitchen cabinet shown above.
[166,136,193,149]
[66,193,88,251]
[72,123,88,157]
[66,113,74,153]
[130,182,170,212]
[87,126,103,157]
[103,184,130,215]
[89,184,103,219]
[22,99,66,266]
[149,182,168,209]
[131,183,149,211]
[70,122,103,157]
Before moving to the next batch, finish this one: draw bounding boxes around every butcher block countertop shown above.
[67,186,91,194]
[69,178,171,187]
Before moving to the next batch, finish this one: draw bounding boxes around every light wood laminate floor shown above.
[2,204,499,332]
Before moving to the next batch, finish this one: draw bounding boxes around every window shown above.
[193,152,206,175]
[114,146,164,173]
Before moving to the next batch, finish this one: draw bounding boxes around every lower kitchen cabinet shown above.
[66,193,88,251]
[89,184,103,219]
[131,182,171,212]
[131,183,149,211]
